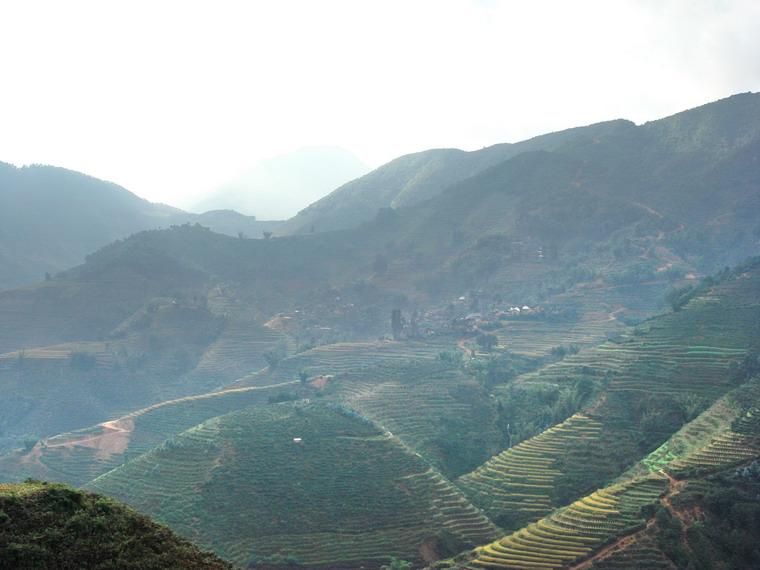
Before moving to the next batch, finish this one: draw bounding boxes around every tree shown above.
[409,309,420,338]
[391,309,404,340]
[264,350,281,370]
[665,285,694,312]
[22,435,38,452]
[262,230,273,240]
[381,558,412,570]
[298,370,309,384]
[373,253,388,275]
[476,333,498,352]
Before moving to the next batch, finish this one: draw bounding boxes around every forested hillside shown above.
[0,481,231,569]
[0,163,278,289]
[279,93,760,249]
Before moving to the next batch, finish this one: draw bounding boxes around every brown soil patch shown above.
[310,375,330,390]
[44,417,135,459]
[419,536,442,563]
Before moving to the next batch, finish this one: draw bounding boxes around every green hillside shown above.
[0,480,231,569]
[0,284,299,453]
[449,375,760,570]
[2,93,760,569]
[88,402,500,569]
[457,259,760,531]
[0,161,277,290]
[0,381,302,487]
[4,259,751,570]
[278,120,633,236]
[436,264,760,569]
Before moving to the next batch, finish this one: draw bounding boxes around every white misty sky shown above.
[1,0,759,209]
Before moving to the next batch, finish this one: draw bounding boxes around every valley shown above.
[1,93,760,569]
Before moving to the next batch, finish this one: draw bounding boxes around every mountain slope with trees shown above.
[0,480,232,569]
[0,162,278,290]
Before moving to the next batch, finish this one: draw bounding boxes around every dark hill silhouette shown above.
[0,163,279,290]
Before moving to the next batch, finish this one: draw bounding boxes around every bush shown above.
[69,351,97,371]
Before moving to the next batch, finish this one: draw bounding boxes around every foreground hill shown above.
[0,162,278,289]
[0,480,231,569]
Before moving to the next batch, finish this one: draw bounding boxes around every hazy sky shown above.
[1,0,759,210]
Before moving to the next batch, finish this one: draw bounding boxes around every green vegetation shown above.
[0,161,275,290]
[88,403,500,568]
[2,94,760,569]
[0,480,231,569]
[466,475,667,569]
[0,382,301,486]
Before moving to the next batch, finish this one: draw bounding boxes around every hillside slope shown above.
[0,162,277,289]
[0,480,231,569]
[457,259,760,532]
[448,379,760,570]
[88,402,500,569]
[277,120,633,236]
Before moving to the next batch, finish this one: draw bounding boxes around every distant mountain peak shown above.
[190,146,370,220]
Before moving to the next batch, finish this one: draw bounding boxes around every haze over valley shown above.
[2,2,760,569]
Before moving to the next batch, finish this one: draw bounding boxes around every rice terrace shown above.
[2,3,760,568]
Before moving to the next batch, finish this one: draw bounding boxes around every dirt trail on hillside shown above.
[571,472,682,569]
[660,469,688,523]
[28,380,299,461]
[44,418,135,459]
[570,523,653,570]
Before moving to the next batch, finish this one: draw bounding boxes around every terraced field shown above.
[236,337,459,387]
[620,379,760,479]
[448,268,760,552]
[662,382,760,475]
[88,403,500,568]
[0,381,299,486]
[494,282,665,358]
[330,361,502,477]
[188,319,294,386]
[0,341,115,370]
[448,372,760,570]
[457,414,603,528]
[464,475,667,569]
[587,531,675,569]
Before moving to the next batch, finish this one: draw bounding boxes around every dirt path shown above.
[659,469,688,524]
[30,380,300,459]
[570,523,653,569]
[631,201,664,219]
[607,307,625,322]
[456,338,473,358]
[571,472,682,569]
